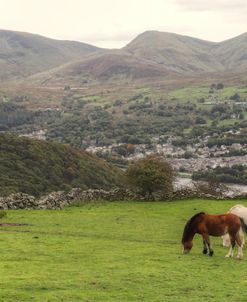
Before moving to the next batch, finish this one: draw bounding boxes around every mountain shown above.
[28,30,247,85]
[212,32,247,70]
[0,29,101,81]
[29,50,178,85]
[125,31,247,74]
[1,29,247,84]
[124,31,222,73]
[0,133,124,196]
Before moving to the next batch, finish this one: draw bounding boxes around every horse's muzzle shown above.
[183,248,190,254]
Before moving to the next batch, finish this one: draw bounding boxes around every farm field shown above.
[1,199,247,302]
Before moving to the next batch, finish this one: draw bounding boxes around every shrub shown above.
[126,155,175,199]
[0,211,7,219]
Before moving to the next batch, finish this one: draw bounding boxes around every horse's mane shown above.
[182,212,205,243]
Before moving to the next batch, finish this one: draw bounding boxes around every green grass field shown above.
[1,199,247,302]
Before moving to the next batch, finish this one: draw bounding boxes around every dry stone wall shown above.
[0,187,246,210]
[0,188,142,210]
[0,193,37,209]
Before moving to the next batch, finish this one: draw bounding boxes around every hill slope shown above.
[213,32,247,70]
[125,31,247,74]
[0,29,101,81]
[124,31,223,73]
[29,31,247,85]
[30,50,178,85]
[0,134,124,196]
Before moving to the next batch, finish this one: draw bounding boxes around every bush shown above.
[126,155,175,199]
[0,211,7,219]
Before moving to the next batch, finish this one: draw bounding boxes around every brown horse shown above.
[182,212,247,259]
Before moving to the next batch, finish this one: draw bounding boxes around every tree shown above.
[126,155,175,199]
[230,93,241,101]
[195,116,207,125]
[216,83,224,90]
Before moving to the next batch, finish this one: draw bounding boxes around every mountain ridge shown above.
[1,29,247,84]
[0,29,102,81]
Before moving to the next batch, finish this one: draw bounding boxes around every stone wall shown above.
[0,193,37,209]
[0,186,246,210]
[0,188,142,210]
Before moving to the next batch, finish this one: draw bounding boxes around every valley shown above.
[1,29,247,185]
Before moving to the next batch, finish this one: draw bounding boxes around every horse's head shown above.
[181,212,205,254]
[182,240,193,254]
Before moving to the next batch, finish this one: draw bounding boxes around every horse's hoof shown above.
[236,256,243,260]
[225,254,232,258]
[209,251,214,257]
[203,249,207,254]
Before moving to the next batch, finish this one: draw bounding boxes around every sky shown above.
[0,0,246,48]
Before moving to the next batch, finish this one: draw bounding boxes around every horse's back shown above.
[229,205,247,224]
[204,213,240,236]
[206,213,238,222]
[225,213,241,223]
[229,204,245,212]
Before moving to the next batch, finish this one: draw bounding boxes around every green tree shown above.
[126,155,175,199]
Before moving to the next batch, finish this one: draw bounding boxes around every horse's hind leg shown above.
[239,228,245,246]
[225,235,235,258]
[236,232,243,260]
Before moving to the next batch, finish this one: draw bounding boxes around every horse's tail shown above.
[240,217,247,233]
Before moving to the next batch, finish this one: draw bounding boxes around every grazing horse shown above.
[182,212,246,259]
[222,204,247,247]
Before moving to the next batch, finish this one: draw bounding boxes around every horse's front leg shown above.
[202,234,213,256]
[202,240,208,254]
[222,233,230,247]
[225,245,233,258]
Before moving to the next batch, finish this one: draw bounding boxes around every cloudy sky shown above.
[0,0,246,48]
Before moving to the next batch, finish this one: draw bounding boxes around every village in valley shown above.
[85,134,247,171]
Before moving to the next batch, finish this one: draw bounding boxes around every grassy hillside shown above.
[0,29,101,81]
[0,134,124,196]
[0,199,247,301]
